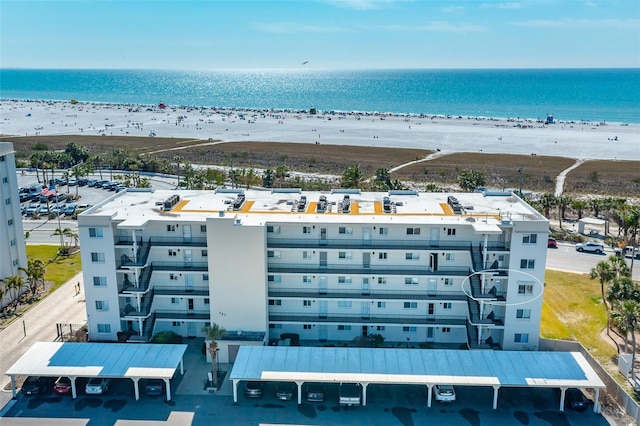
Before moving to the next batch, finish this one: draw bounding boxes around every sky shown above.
[1,0,639,69]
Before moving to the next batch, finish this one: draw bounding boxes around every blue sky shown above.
[1,0,638,69]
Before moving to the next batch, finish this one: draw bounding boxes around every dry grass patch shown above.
[395,153,575,192]
[564,159,640,196]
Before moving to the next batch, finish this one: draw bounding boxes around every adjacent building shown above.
[79,187,548,360]
[0,142,28,309]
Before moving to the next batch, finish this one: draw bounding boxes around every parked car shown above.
[339,382,362,406]
[244,381,263,398]
[19,193,31,202]
[306,383,325,402]
[22,376,51,395]
[62,204,77,216]
[77,178,89,186]
[87,179,98,187]
[575,242,604,253]
[67,179,77,186]
[85,377,111,395]
[53,377,72,395]
[144,379,165,396]
[275,382,295,401]
[25,204,41,216]
[565,388,589,411]
[547,237,557,248]
[75,203,92,213]
[434,384,456,402]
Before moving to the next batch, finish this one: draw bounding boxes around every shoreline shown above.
[1,99,639,161]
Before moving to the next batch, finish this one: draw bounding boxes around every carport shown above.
[230,346,605,413]
[5,342,187,401]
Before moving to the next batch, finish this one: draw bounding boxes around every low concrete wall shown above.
[540,338,640,424]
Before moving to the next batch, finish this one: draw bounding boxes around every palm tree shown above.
[20,259,46,300]
[202,323,226,388]
[341,165,363,189]
[610,299,640,378]
[539,193,557,219]
[571,200,588,220]
[173,155,183,187]
[0,275,25,313]
[556,196,572,230]
[52,227,75,254]
[590,260,615,334]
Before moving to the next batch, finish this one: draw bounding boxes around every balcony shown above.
[269,312,467,326]
[268,238,473,251]
[152,261,208,272]
[268,263,471,276]
[120,289,154,318]
[154,286,210,297]
[268,288,468,301]
[116,236,207,247]
[155,310,211,321]
[120,265,154,294]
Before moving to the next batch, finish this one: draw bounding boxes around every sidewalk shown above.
[0,272,87,411]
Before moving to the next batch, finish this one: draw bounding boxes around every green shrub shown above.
[151,331,183,344]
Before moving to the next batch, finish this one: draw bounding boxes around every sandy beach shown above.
[1,100,639,161]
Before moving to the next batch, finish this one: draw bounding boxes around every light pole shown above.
[518,167,523,196]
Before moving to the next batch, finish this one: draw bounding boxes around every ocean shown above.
[1,68,639,124]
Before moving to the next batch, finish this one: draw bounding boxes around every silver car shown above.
[575,242,604,253]
[85,378,111,395]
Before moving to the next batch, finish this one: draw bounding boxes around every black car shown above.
[565,388,589,411]
[275,382,295,401]
[244,381,264,398]
[144,379,165,396]
[22,376,51,395]
[306,383,325,402]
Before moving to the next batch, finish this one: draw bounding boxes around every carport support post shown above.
[180,357,184,375]
[295,381,303,405]
[132,378,140,400]
[232,379,238,403]
[164,378,171,401]
[361,382,369,406]
[426,384,433,408]
[70,377,77,399]
[492,385,500,409]
[10,376,16,398]
[559,387,566,412]
[594,388,600,413]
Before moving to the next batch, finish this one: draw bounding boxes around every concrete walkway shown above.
[0,272,87,411]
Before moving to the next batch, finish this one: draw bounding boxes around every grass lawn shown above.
[541,269,618,371]
[26,245,82,292]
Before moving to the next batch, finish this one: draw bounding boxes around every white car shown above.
[434,384,456,402]
[575,242,604,253]
[85,378,111,395]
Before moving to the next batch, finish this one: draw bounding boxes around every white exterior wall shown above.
[0,143,27,309]
[208,215,267,333]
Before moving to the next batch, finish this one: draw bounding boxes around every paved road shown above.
[0,273,87,410]
[546,243,640,281]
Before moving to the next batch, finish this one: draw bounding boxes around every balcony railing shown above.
[155,310,210,320]
[116,236,207,247]
[154,286,210,297]
[120,265,154,294]
[268,288,468,301]
[152,261,208,271]
[120,289,155,318]
[268,238,473,251]
[269,312,467,326]
[268,263,471,276]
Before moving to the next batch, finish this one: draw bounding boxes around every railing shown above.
[154,286,210,296]
[115,236,207,246]
[268,238,474,251]
[152,261,208,271]
[268,288,468,301]
[155,310,210,320]
[269,312,467,326]
[120,264,154,293]
[120,288,155,318]
[268,263,471,276]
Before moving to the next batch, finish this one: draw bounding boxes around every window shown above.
[267,250,281,259]
[377,277,387,285]
[403,302,418,309]
[168,249,177,257]
[443,302,452,310]
[445,253,455,261]
[167,225,176,232]
[338,251,352,259]
[406,227,420,235]
[520,259,535,269]
[172,321,180,327]
[379,227,388,235]
[303,324,312,330]
[95,300,109,311]
[169,273,178,281]
[268,299,282,306]
[404,277,418,285]
[514,333,529,343]
[97,324,111,333]
[5,198,10,205]
[518,283,534,295]
[303,251,312,260]
[171,297,180,304]
[91,252,105,263]
[403,326,417,332]
[337,325,352,331]
[378,252,388,260]
[405,253,420,261]
[267,275,281,283]
[200,225,207,233]
[516,309,531,319]
[12,259,18,267]
[303,275,312,284]
[303,300,312,307]
[338,276,352,284]
[444,278,453,286]
[8,219,14,226]
[0,155,4,161]
[93,276,107,287]
[446,228,456,236]
[376,326,386,331]
[338,301,352,308]
[302,226,312,234]
[201,250,208,257]
[10,239,16,247]
[522,234,538,244]
[203,274,209,281]
[267,225,280,234]
[88,227,103,238]
[377,301,386,308]
[269,324,283,329]
[442,327,451,333]
[338,226,353,235]
[204,298,210,305]
[2,177,7,183]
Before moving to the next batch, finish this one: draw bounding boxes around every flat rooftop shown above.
[83,188,545,228]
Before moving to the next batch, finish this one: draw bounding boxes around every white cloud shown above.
[252,22,352,34]
[511,18,638,29]
[383,21,488,32]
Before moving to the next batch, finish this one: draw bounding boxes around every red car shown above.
[548,237,557,248]
[53,377,72,395]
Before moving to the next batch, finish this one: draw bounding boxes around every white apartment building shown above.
[78,188,548,358]
[0,142,28,309]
